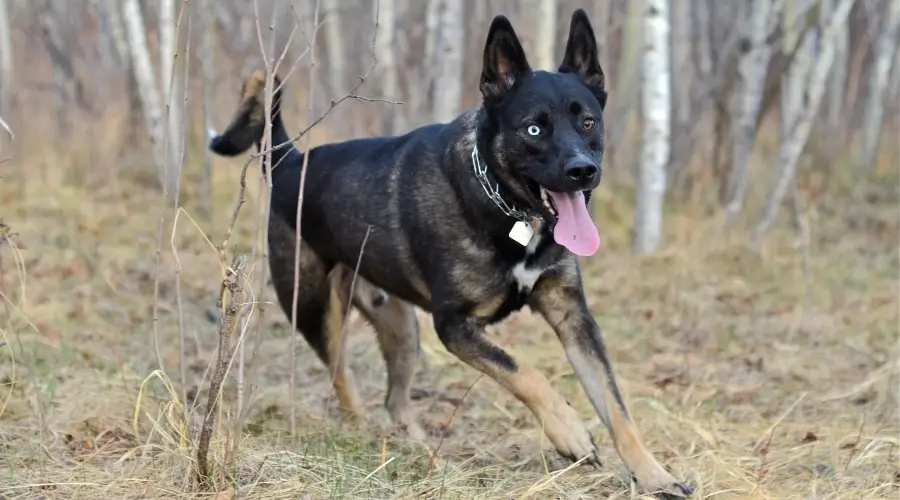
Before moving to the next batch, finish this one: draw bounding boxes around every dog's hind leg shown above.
[268,220,362,419]
[353,290,424,440]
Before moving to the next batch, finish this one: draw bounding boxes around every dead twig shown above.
[195,254,248,490]
[426,374,483,475]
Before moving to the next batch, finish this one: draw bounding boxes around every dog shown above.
[209,10,691,497]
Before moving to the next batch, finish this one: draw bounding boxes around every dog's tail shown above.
[209,69,285,157]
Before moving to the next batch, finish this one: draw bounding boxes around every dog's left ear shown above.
[480,15,531,102]
[559,9,607,108]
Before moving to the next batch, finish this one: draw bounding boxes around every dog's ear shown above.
[480,15,531,102]
[559,9,607,108]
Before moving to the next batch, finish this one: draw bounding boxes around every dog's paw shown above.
[632,470,693,498]
[540,402,601,468]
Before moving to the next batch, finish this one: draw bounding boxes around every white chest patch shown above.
[512,262,545,293]
[511,226,548,293]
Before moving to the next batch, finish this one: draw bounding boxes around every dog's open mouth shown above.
[525,179,601,257]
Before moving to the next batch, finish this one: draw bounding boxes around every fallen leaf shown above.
[212,487,235,500]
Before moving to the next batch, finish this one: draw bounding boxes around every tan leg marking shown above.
[532,275,687,495]
[436,318,598,463]
[324,268,362,418]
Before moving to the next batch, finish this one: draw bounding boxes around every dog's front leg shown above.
[433,310,601,466]
[530,274,692,498]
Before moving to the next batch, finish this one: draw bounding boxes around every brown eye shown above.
[582,118,595,131]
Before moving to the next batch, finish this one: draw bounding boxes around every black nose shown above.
[565,162,600,184]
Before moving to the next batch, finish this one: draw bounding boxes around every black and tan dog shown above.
[209,10,691,497]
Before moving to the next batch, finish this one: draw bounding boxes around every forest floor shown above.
[1,127,898,499]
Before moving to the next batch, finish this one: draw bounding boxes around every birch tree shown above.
[825,0,850,139]
[0,0,12,118]
[854,0,900,172]
[752,0,857,247]
[199,0,216,217]
[633,0,671,254]
[534,0,557,70]
[723,0,779,220]
[432,0,463,123]
[323,0,345,97]
[158,0,184,186]
[375,0,400,134]
[668,0,693,181]
[121,0,174,193]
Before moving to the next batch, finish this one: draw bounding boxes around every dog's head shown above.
[209,69,283,157]
[478,10,606,257]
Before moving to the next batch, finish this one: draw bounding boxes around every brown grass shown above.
[1,80,898,500]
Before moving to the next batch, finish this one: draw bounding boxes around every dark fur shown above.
[210,10,691,498]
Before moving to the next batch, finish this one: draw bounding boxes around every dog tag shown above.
[508,220,535,246]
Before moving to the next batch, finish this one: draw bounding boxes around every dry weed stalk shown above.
[196,254,249,489]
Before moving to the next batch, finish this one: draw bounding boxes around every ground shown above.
[0,133,897,499]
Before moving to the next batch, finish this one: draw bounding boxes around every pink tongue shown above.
[547,191,600,256]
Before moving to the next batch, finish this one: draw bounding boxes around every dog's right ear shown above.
[480,15,531,102]
[209,69,282,157]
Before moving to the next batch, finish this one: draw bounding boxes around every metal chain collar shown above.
[471,145,543,223]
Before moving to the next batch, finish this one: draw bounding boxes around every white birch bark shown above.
[417,0,440,119]
[633,0,671,254]
[752,0,857,246]
[432,0,463,123]
[724,0,778,220]
[825,0,849,135]
[0,0,12,116]
[854,0,900,172]
[375,0,400,133]
[159,0,175,94]
[535,0,557,70]
[158,0,183,192]
[199,0,216,216]
[121,0,171,191]
[323,0,345,96]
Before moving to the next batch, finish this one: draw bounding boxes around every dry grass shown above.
[1,90,899,500]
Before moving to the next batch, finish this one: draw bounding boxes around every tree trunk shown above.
[199,0,216,218]
[534,0,557,70]
[752,0,856,247]
[432,0,463,123]
[780,0,815,143]
[607,0,644,175]
[667,0,693,186]
[824,0,849,140]
[38,0,86,134]
[420,0,440,116]
[0,0,12,118]
[121,0,173,193]
[323,0,345,97]
[160,0,175,94]
[633,0,671,255]
[158,0,183,191]
[723,0,778,221]
[854,0,900,172]
[104,0,141,142]
[375,0,400,134]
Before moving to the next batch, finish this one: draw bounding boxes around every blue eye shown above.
[526,125,541,136]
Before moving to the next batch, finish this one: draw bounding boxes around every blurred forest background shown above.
[0,0,898,499]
